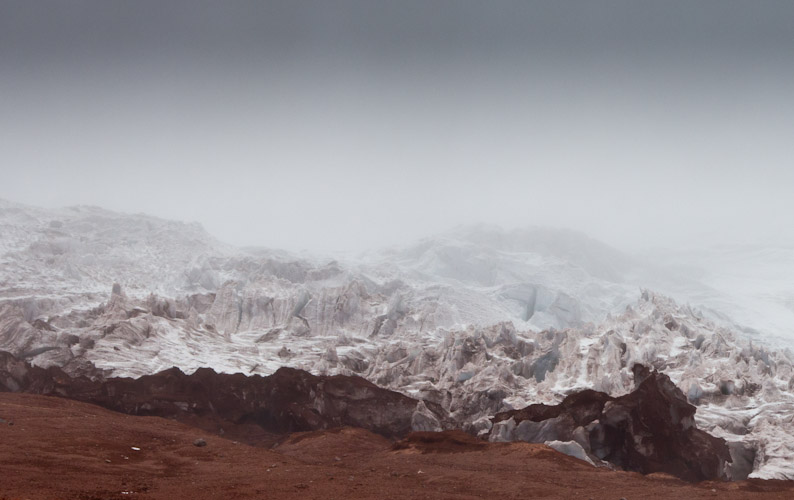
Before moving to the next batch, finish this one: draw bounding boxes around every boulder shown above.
[489,365,732,482]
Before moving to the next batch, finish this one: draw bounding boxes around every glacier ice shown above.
[1,199,794,478]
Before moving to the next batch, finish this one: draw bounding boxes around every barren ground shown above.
[1,393,792,499]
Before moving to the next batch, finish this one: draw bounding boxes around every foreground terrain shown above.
[1,393,793,500]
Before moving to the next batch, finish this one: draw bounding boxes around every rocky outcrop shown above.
[489,365,733,482]
[0,347,735,482]
[0,351,451,444]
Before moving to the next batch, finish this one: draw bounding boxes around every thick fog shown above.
[2,1,793,253]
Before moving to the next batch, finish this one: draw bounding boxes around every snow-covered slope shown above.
[365,226,641,332]
[1,199,793,479]
[647,245,794,346]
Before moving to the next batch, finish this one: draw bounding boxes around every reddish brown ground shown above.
[1,393,792,500]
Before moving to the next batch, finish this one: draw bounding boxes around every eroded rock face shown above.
[489,366,733,482]
[0,351,450,443]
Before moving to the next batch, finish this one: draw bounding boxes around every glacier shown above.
[1,198,793,479]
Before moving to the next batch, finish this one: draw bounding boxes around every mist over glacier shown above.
[2,1,793,254]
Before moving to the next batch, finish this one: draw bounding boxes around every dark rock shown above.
[631,363,651,388]
[490,364,732,482]
[0,350,450,444]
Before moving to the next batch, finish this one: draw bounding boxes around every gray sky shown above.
[2,1,793,252]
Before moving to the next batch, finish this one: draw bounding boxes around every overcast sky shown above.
[1,1,793,253]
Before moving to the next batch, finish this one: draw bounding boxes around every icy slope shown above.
[365,226,642,331]
[647,245,794,346]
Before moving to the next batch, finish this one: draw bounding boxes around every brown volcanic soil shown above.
[2,394,793,500]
